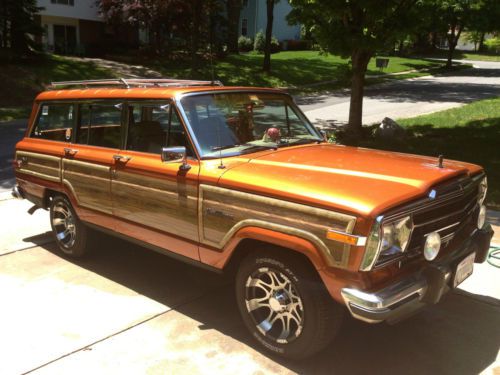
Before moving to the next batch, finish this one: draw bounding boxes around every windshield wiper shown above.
[211,144,241,151]
[278,138,322,147]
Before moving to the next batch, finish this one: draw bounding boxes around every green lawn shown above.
[116,51,444,88]
[416,49,500,62]
[0,54,114,121]
[357,97,500,208]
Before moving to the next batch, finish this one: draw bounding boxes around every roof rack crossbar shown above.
[50,78,223,89]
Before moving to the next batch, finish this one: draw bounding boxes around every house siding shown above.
[240,0,300,41]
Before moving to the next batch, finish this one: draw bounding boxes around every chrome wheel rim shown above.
[52,201,76,249]
[245,267,304,344]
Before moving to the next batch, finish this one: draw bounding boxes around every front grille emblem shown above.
[428,190,437,199]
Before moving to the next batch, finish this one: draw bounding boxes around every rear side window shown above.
[77,103,123,148]
[31,103,74,142]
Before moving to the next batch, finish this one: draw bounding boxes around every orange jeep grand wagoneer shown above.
[12,79,493,358]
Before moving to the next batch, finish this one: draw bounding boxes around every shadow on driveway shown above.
[38,232,500,374]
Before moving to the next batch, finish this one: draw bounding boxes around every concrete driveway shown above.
[0,197,499,374]
[300,60,500,125]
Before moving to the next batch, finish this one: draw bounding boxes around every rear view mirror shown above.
[161,146,191,171]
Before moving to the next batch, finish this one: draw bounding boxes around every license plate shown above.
[453,252,475,288]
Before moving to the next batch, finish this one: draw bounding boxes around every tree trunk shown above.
[226,0,241,53]
[478,31,485,52]
[347,49,372,137]
[263,0,274,72]
[446,26,462,69]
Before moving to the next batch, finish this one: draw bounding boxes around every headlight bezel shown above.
[478,176,488,205]
[360,215,413,271]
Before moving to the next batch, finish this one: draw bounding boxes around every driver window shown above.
[126,102,193,155]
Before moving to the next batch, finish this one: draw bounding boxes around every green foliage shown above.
[254,30,266,52]
[288,0,419,58]
[0,0,44,52]
[484,37,500,53]
[253,31,279,53]
[238,36,253,52]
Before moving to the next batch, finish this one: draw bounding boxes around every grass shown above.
[353,97,500,208]
[112,51,445,89]
[0,53,114,121]
[416,49,500,62]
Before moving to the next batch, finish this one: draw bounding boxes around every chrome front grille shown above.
[385,174,482,263]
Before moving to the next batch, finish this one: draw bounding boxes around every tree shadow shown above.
[359,119,500,208]
[40,234,500,373]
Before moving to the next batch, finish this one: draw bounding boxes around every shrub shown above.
[484,37,500,54]
[253,32,281,53]
[254,31,265,52]
[238,36,253,52]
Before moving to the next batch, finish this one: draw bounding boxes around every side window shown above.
[76,103,122,148]
[31,103,74,142]
[126,102,193,155]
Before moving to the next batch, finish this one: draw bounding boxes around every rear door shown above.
[62,101,124,216]
[111,100,200,260]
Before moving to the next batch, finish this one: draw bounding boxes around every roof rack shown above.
[50,78,224,89]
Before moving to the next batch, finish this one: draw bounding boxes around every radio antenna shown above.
[209,22,216,85]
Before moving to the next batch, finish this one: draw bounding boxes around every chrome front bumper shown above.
[341,225,493,324]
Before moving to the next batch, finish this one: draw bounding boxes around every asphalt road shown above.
[0,198,499,374]
[300,60,500,125]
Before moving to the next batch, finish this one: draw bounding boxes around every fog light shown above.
[477,205,487,229]
[424,232,441,261]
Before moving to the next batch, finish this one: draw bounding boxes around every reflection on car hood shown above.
[218,143,482,217]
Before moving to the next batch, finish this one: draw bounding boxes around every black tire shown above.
[235,250,344,359]
[49,195,89,257]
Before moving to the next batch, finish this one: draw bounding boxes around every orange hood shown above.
[218,144,482,217]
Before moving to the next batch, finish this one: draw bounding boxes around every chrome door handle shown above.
[113,155,131,163]
[64,148,78,156]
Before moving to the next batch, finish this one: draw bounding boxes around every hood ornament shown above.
[438,155,444,168]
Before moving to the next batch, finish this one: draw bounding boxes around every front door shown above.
[111,101,200,260]
[53,25,77,54]
[62,101,124,216]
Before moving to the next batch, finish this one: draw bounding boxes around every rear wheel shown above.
[235,251,344,359]
[49,195,88,257]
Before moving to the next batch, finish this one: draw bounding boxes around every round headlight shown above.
[477,205,487,229]
[424,232,441,261]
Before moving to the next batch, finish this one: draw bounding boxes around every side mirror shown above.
[316,126,327,141]
[161,146,191,171]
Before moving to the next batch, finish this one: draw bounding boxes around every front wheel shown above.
[49,195,88,257]
[235,251,344,359]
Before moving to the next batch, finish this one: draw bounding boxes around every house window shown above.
[241,19,248,36]
[51,0,75,5]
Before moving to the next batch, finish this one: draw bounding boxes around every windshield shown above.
[180,92,322,158]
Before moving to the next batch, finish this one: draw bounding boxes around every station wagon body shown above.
[12,79,493,358]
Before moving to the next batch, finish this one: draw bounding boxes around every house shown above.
[239,0,300,41]
[36,0,103,54]
[36,0,138,55]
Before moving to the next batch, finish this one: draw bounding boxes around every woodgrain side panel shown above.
[16,151,61,183]
[199,184,357,268]
[62,159,112,214]
[112,169,199,242]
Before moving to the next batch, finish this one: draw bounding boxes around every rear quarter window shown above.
[31,103,74,142]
